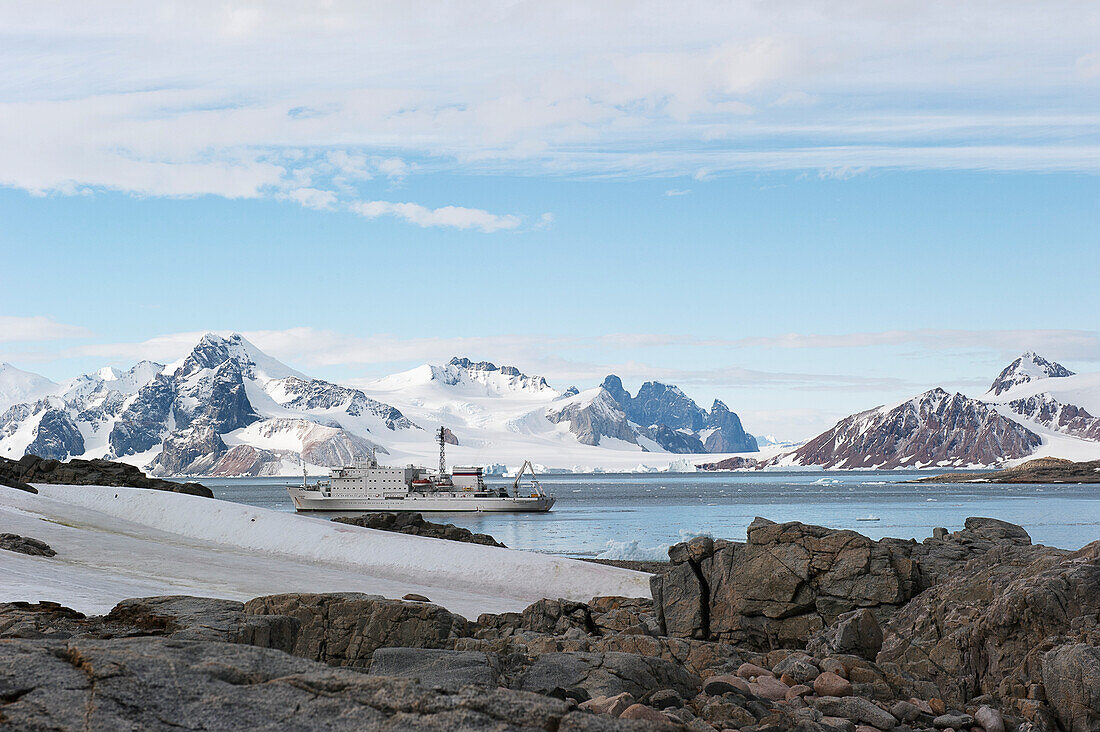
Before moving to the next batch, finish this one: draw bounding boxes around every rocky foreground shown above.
[1,517,1097,731]
[0,453,211,496]
[918,458,1100,484]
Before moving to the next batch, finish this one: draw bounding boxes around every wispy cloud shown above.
[349,200,522,232]
[0,316,93,343]
[280,187,338,210]
[59,327,1100,375]
[664,188,692,196]
[0,0,1096,208]
[728,329,1100,361]
[50,327,942,394]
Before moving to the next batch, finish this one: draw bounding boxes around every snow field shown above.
[0,483,652,617]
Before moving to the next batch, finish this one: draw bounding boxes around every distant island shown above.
[918,457,1100,483]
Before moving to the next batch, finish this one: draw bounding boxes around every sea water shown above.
[194,471,1100,558]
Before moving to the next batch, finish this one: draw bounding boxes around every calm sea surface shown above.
[190,471,1100,558]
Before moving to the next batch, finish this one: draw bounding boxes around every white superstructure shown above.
[287,428,555,513]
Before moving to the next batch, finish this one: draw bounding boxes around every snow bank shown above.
[0,484,651,617]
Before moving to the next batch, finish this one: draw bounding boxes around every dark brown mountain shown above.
[776,388,1041,469]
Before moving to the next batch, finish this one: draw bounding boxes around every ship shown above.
[286,427,555,513]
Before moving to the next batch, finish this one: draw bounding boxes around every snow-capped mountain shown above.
[0,333,419,476]
[0,363,58,414]
[0,335,759,475]
[983,352,1100,452]
[597,376,758,453]
[772,388,1041,469]
[754,434,802,449]
[773,352,1100,469]
[543,386,669,451]
[987,351,1075,396]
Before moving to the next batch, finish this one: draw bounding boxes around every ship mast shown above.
[437,426,447,477]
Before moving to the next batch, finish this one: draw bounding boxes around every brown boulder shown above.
[807,609,883,661]
[651,517,1040,652]
[1042,643,1100,732]
[703,674,752,696]
[749,675,790,701]
[0,533,56,557]
[618,703,672,722]
[878,541,1100,713]
[815,671,854,697]
[581,691,636,716]
[242,592,470,667]
[737,662,774,679]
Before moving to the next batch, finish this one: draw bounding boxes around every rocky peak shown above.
[448,356,498,372]
[183,333,243,372]
[647,425,704,454]
[704,399,758,453]
[600,375,632,408]
[598,378,756,453]
[445,356,550,391]
[25,407,85,461]
[65,361,164,404]
[1006,392,1100,440]
[545,387,642,447]
[177,333,301,383]
[988,351,1074,396]
[631,381,707,432]
[780,387,1041,469]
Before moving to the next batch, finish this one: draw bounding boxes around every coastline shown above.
[2,490,1095,730]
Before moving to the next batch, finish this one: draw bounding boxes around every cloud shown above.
[0,0,1096,207]
[349,200,522,232]
[70,331,213,363]
[728,329,1100,361]
[771,91,817,107]
[281,187,338,210]
[1077,52,1100,80]
[664,188,692,196]
[59,327,1100,380]
[326,151,373,182]
[376,157,411,180]
[0,316,93,343]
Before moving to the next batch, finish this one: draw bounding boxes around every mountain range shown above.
[4,339,1098,475]
[0,333,757,476]
[767,351,1100,469]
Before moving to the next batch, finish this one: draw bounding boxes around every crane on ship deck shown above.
[512,460,545,498]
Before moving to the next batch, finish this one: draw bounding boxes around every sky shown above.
[1,1,1099,440]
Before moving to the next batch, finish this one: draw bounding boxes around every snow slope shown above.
[0,363,58,414]
[0,483,651,616]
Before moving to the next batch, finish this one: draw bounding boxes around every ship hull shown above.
[287,485,555,513]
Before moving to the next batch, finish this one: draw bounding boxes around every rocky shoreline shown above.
[918,457,1100,484]
[2,516,1095,730]
[0,453,212,496]
[333,512,507,547]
